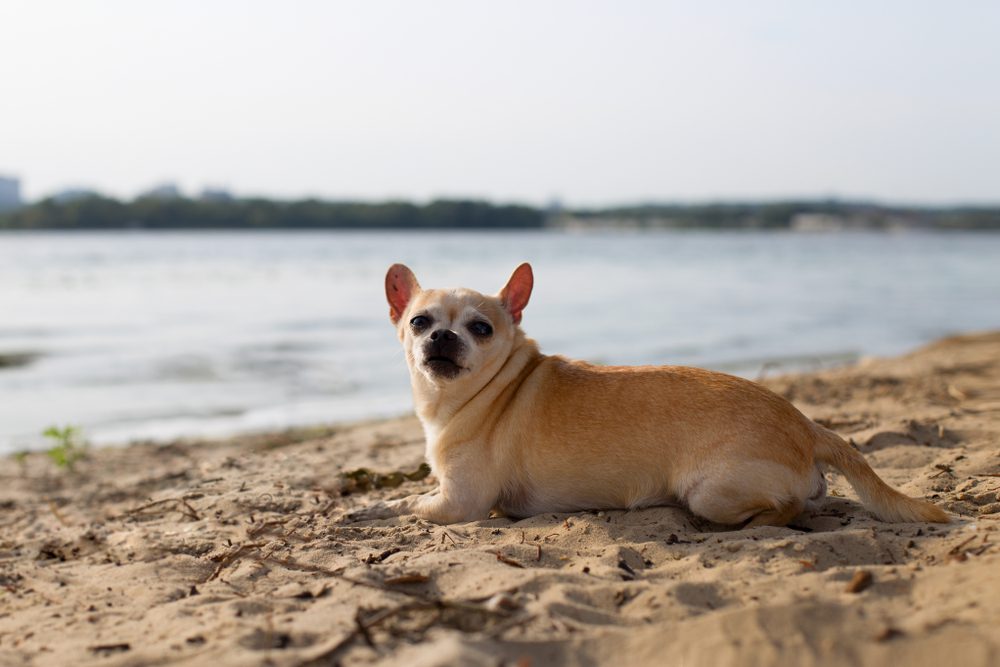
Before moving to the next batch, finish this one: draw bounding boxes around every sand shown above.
[2,332,999,667]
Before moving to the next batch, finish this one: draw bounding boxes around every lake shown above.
[1,229,998,452]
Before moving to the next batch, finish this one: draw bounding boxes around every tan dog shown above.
[351,263,949,527]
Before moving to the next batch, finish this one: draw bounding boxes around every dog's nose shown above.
[430,329,458,342]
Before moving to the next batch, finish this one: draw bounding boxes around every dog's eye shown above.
[468,321,493,337]
[410,315,431,331]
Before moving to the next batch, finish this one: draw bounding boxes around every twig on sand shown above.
[947,535,978,562]
[949,534,991,562]
[246,517,300,539]
[494,551,526,568]
[88,643,131,654]
[930,464,954,479]
[844,569,873,593]
[204,542,268,582]
[300,597,518,664]
[197,541,529,665]
[359,599,513,639]
[48,501,72,527]
[363,548,401,564]
[123,497,201,521]
[383,573,431,585]
[203,541,437,599]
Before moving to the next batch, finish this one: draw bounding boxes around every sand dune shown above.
[2,333,999,666]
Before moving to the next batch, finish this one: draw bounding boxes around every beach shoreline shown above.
[2,332,999,666]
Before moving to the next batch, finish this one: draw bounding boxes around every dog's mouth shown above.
[424,355,463,378]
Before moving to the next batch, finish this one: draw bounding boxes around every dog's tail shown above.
[813,425,949,523]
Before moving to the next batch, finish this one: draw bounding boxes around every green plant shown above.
[41,425,88,471]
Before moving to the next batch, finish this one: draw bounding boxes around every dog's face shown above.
[385,264,533,387]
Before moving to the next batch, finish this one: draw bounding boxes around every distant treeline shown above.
[0,197,543,230]
[1,195,998,230]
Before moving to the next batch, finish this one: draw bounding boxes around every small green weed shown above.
[42,425,88,471]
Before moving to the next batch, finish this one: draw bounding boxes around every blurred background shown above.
[1,1,998,451]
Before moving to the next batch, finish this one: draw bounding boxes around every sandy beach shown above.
[2,332,999,667]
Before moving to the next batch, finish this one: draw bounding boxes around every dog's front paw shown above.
[345,500,398,522]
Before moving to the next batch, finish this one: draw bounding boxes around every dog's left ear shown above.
[499,263,533,325]
[385,263,420,324]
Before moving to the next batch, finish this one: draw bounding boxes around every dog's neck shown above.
[410,330,542,442]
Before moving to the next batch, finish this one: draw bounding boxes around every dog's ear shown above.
[385,264,420,323]
[499,263,533,325]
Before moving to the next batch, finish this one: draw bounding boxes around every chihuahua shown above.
[350,263,949,527]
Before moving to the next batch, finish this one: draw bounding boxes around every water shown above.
[1,229,998,452]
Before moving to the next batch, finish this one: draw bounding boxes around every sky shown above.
[1,1,998,206]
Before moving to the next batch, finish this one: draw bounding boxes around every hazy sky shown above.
[2,1,998,205]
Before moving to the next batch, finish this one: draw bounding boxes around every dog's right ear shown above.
[499,262,533,325]
[385,264,420,324]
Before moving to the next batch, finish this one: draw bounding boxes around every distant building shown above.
[0,175,22,211]
[199,187,234,202]
[790,212,918,232]
[790,213,853,232]
[140,182,183,199]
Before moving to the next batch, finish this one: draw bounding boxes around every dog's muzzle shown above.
[423,329,465,379]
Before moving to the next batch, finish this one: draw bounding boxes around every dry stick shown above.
[123,497,201,521]
[227,550,437,601]
[946,535,983,562]
[237,500,348,541]
[301,579,525,663]
[845,570,873,594]
[204,542,268,582]
[949,535,978,555]
[383,574,431,585]
[88,643,131,654]
[365,599,510,628]
[247,500,348,538]
[271,556,511,613]
[246,517,297,538]
[197,477,225,484]
[48,501,72,527]
[323,600,492,661]
[971,536,992,556]
[204,539,525,654]
[494,551,526,568]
